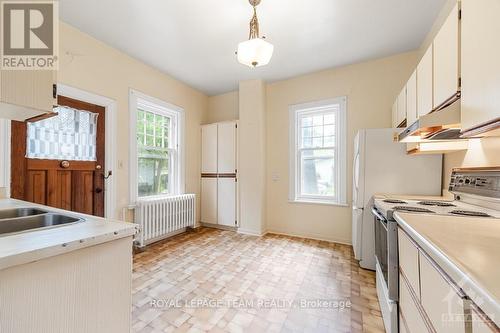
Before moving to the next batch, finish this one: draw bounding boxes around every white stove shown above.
[371,168,500,333]
[374,197,500,220]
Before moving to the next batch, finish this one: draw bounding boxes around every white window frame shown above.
[289,97,347,206]
[129,89,185,204]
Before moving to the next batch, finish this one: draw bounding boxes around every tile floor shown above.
[132,227,385,333]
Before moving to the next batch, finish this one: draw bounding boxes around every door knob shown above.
[60,160,70,168]
[95,188,103,194]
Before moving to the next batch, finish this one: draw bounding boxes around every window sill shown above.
[288,199,349,207]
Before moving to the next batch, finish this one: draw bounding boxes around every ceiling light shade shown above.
[237,38,274,68]
[237,0,273,68]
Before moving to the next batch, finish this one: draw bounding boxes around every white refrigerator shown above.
[352,129,442,270]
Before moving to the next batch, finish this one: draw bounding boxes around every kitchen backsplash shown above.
[443,137,500,193]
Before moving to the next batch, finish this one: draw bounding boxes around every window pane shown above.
[300,149,335,197]
[324,114,335,125]
[312,126,323,137]
[324,136,335,147]
[301,127,312,138]
[324,125,335,136]
[136,108,174,197]
[301,117,312,127]
[313,115,323,126]
[27,106,98,161]
[302,137,313,148]
[138,147,170,197]
[312,137,323,148]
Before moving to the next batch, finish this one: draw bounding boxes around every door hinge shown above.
[458,9,462,20]
[235,220,238,226]
[235,124,237,129]
[53,84,57,99]
[458,77,462,88]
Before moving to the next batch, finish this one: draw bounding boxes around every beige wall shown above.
[205,91,239,124]
[443,137,500,193]
[58,22,208,219]
[265,52,418,244]
[238,80,267,235]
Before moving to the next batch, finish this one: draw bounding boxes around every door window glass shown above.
[27,106,99,161]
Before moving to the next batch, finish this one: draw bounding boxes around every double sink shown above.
[0,208,84,236]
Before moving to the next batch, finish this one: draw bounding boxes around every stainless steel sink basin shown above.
[0,208,47,220]
[0,213,84,236]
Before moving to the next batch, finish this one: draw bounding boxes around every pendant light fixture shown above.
[236,0,274,68]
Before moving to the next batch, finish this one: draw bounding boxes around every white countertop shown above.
[395,211,500,326]
[0,199,138,271]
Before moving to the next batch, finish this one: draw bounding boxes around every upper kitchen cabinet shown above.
[417,45,433,117]
[0,70,57,121]
[397,86,407,127]
[406,70,418,126]
[433,3,460,110]
[392,100,398,128]
[460,0,500,137]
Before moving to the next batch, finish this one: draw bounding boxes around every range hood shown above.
[398,99,462,142]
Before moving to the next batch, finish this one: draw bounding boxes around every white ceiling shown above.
[60,0,446,96]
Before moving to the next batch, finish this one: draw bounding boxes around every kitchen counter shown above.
[373,193,454,201]
[0,198,138,271]
[395,212,500,326]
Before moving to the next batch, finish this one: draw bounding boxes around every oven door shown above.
[373,208,388,284]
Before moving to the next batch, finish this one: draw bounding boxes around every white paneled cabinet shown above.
[217,178,236,227]
[217,122,237,174]
[433,3,460,109]
[201,124,218,174]
[398,227,499,333]
[392,101,398,128]
[0,70,56,121]
[461,0,500,136]
[200,178,217,224]
[406,70,418,125]
[200,121,238,227]
[397,87,407,126]
[417,45,434,117]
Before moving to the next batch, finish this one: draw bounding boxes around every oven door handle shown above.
[371,207,386,221]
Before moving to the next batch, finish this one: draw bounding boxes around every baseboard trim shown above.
[200,222,237,232]
[265,230,352,246]
[237,228,266,237]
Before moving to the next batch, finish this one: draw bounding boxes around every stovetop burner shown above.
[383,199,407,204]
[450,210,492,217]
[393,206,435,213]
[417,201,456,207]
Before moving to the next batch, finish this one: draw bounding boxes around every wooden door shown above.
[417,45,434,117]
[433,3,459,109]
[11,96,106,217]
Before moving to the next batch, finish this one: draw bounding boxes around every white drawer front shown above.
[398,228,420,298]
[420,252,467,333]
[400,273,430,333]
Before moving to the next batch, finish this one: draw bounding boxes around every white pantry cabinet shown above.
[201,177,217,224]
[460,0,500,137]
[200,121,238,227]
[0,69,57,121]
[433,3,460,109]
[406,70,418,125]
[417,45,434,117]
[201,123,218,174]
